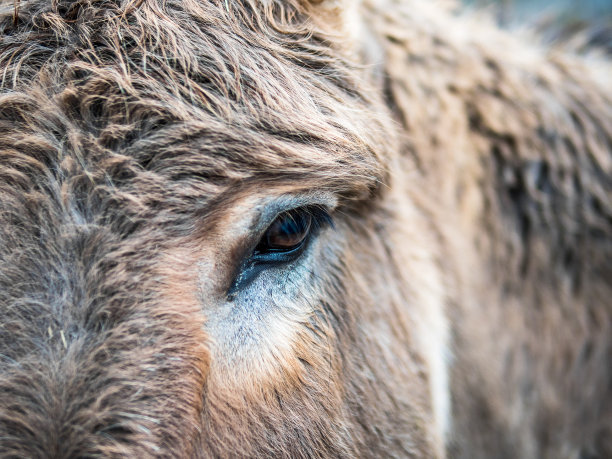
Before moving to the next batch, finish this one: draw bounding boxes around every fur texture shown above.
[0,0,610,457]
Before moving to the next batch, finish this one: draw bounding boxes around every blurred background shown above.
[461,0,612,52]
[462,0,612,23]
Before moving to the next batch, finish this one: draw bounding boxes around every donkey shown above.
[0,0,610,457]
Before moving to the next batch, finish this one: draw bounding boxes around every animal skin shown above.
[0,0,610,457]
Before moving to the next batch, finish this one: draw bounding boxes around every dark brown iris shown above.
[258,210,312,253]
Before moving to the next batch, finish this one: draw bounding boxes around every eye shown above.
[227,206,331,298]
[251,206,331,264]
[254,209,312,255]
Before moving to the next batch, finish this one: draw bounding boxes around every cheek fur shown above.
[156,244,212,389]
[203,235,343,396]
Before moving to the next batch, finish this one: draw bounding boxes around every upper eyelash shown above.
[303,205,334,232]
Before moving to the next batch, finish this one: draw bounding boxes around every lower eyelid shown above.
[227,240,308,298]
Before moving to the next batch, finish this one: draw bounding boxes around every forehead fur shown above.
[0,0,392,217]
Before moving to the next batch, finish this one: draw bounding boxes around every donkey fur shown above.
[0,0,610,457]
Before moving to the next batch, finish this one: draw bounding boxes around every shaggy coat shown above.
[0,0,610,457]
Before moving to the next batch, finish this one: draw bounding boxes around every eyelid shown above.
[248,194,337,237]
[226,205,333,299]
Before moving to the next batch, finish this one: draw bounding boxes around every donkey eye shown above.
[228,206,331,298]
[255,210,312,255]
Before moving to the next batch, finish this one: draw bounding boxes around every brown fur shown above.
[0,0,610,457]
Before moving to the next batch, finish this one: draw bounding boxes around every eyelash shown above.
[227,206,333,299]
